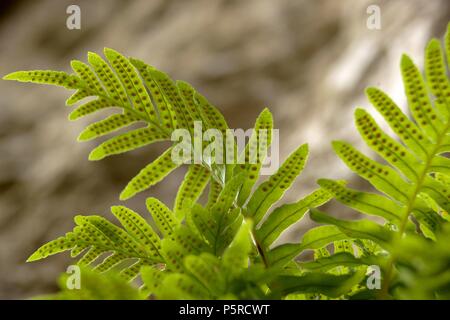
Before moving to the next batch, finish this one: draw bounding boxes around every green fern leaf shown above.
[120,147,180,200]
[27,234,76,262]
[401,54,444,142]
[184,253,226,295]
[77,113,141,141]
[70,244,89,258]
[103,48,156,120]
[267,225,348,268]
[177,81,209,124]
[70,60,106,95]
[246,144,308,224]
[146,197,180,238]
[206,178,222,209]
[140,265,167,294]
[272,269,367,298]
[425,39,450,121]
[86,51,132,108]
[27,206,165,280]
[66,89,90,106]
[157,273,210,300]
[110,205,163,260]
[256,187,333,249]
[222,220,252,278]
[332,141,413,204]
[310,209,394,249]
[4,48,233,202]
[88,126,168,161]
[195,92,229,136]
[3,70,79,88]
[68,98,113,121]
[315,32,450,295]
[234,108,274,205]
[120,261,146,282]
[160,238,185,273]
[38,267,144,300]
[174,165,210,220]
[94,253,127,273]
[318,179,402,225]
[298,252,383,273]
[187,204,216,245]
[154,70,196,130]
[207,174,245,255]
[130,58,177,130]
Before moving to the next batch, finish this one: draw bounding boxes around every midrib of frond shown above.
[382,113,450,297]
[213,212,227,256]
[258,203,311,246]
[400,105,450,232]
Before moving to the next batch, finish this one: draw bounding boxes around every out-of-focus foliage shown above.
[393,222,450,299]
[35,267,145,300]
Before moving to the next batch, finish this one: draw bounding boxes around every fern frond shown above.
[319,30,450,235]
[297,252,381,273]
[38,267,145,300]
[142,220,266,300]
[188,174,245,255]
[27,206,165,281]
[146,197,180,238]
[272,268,367,299]
[393,223,450,299]
[3,48,233,202]
[317,179,403,224]
[312,24,450,297]
[310,209,395,250]
[68,98,113,121]
[4,70,80,88]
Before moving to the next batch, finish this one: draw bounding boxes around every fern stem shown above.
[380,118,450,299]
[250,228,269,267]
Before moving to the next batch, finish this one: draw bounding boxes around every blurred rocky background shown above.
[0,0,449,299]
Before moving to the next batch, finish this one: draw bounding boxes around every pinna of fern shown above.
[311,23,450,298]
